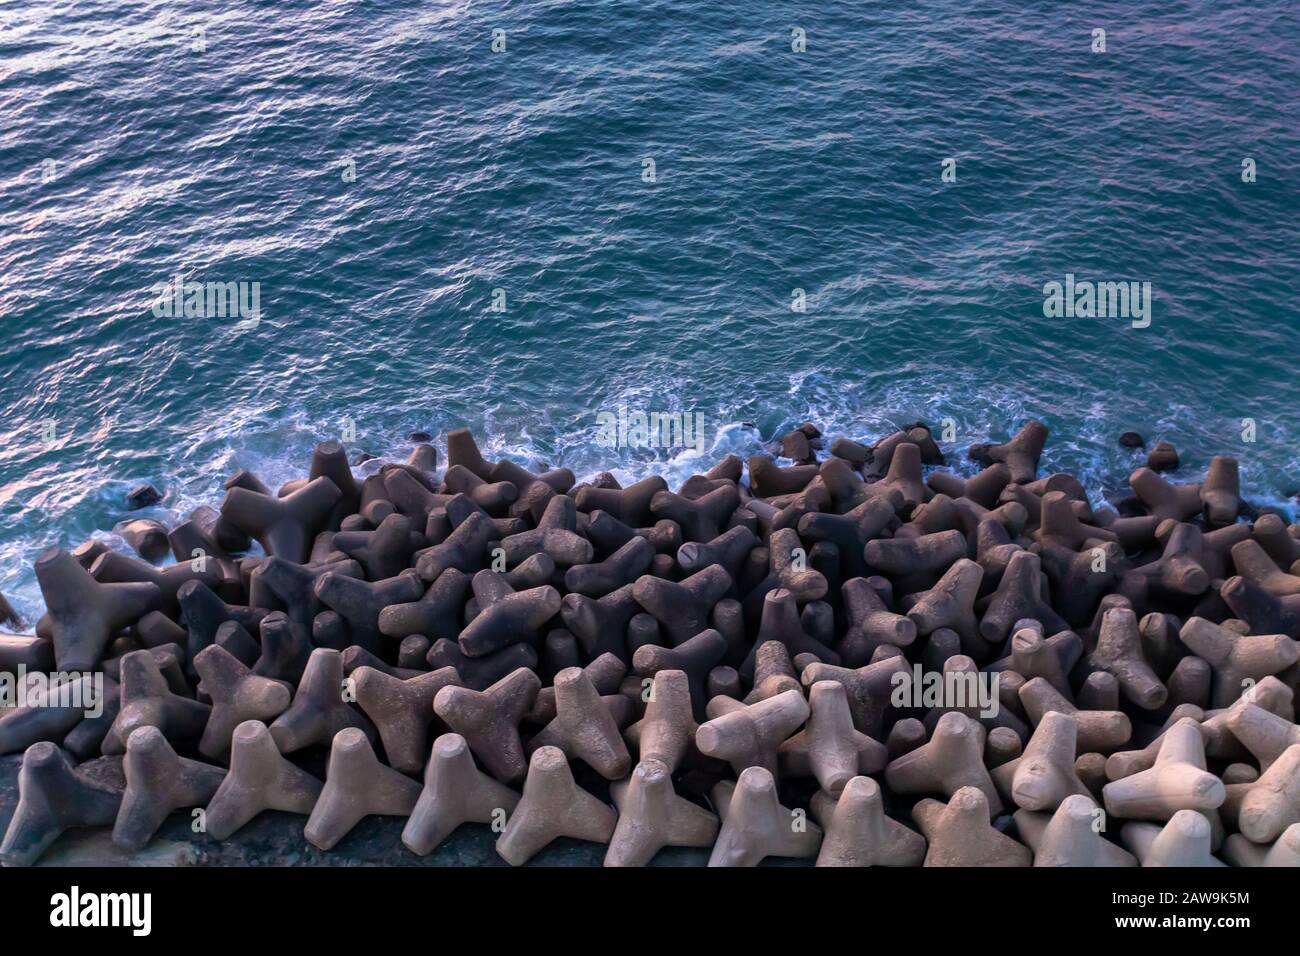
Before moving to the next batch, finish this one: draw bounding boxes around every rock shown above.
[1148,441,1180,471]
[1118,431,1144,449]
[125,483,163,510]
[0,592,23,630]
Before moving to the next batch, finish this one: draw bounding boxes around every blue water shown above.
[1,1,1298,625]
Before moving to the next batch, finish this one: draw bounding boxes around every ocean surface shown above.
[0,1,1297,625]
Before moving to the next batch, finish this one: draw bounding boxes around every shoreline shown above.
[2,419,1298,867]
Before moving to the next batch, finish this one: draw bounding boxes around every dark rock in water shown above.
[408,431,432,443]
[0,592,23,630]
[125,483,162,510]
[1148,440,1179,471]
[1118,431,1145,449]
[354,452,377,465]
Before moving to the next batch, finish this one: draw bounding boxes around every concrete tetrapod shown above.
[1121,810,1224,866]
[885,712,1003,816]
[527,652,626,724]
[1177,616,1298,708]
[333,512,418,581]
[91,549,223,618]
[575,476,667,527]
[414,509,494,581]
[1012,794,1137,866]
[768,527,827,601]
[527,666,632,779]
[35,547,161,671]
[1230,539,1300,597]
[559,583,640,662]
[801,656,912,739]
[304,728,420,850]
[0,743,123,866]
[433,667,540,783]
[1221,823,1300,867]
[1237,744,1300,843]
[1101,718,1225,821]
[740,589,840,678]
[1225,702,1300,772]
[1089,607,1168,710]
[865,529,966,581]
[426,638,538,692]
[624,669,698,774]
[353,665,463,774]
[1134,522,1209,599]
[1220,575,1300,641]
[709,767,822,866]
[253,611,312,685]
[875,441,926,509]
[457,570,562,658]
[650,485,739,544]
[798,497,898,581]
[313,568,425,654]
[103,649,211,755]
[1018,677,1131,754]
[811,776,926,867]
[837,576,916,667]
[632,628,727,719]
[0,674,103,756]
[1129,468,1201,523]
[632,566,732,645]
[968,420,1048,485]
[269,648,377,753]
[401,733,521,856]
[695,688,810,779]
[913,787,1031,867]
[980,551,1068,644]
[114,726,226,851]
[906,559,984,645]
[496,746,617,865]
[204,721,324,840]
[676,525,758,581]
[745,640,802,702]
[605,758,720,866]
[991,711,1090,812]
[778,680,887,795]
[565,535,654,597]
[193,644,292,761]
[995,626,1077,699]
[378,567,471,642]
[219,476,342,563]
